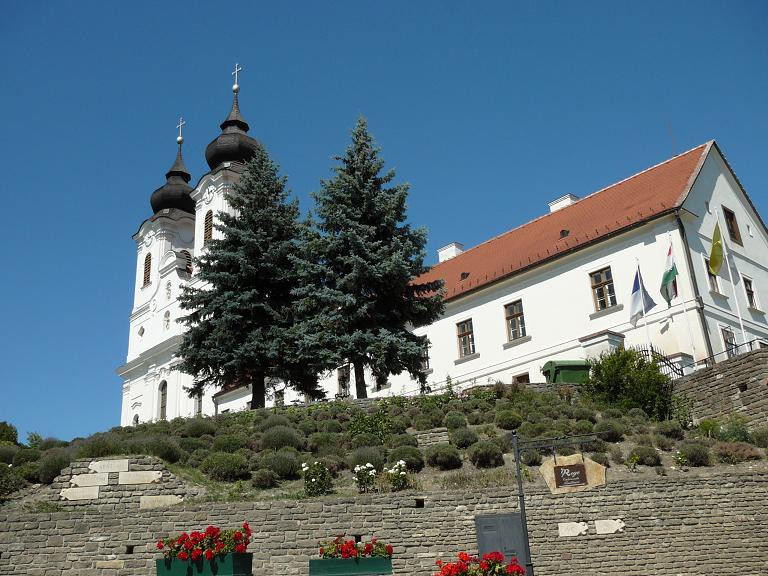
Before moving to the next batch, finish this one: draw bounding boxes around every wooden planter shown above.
[156,553,253,576]
[309,557,393,576]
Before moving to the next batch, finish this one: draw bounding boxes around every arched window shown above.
[143,253,152,286]
[159,381,167,421]
[132,414,139,426]
[203,211,213,244]
[180,250,193,274]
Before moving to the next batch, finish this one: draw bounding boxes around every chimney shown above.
[548,194,579,212]
[438,242,464,263]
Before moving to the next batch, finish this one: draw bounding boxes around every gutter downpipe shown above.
[675,211,715,364]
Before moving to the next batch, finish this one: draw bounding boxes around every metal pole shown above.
[512,432,535,576]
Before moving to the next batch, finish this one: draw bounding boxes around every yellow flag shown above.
[709,222,723,275]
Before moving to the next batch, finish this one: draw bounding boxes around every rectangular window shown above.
[705,258,720,293]
[722,206,743,245]
[744,277,758,309]
[337,365,350,397]
[590,267,617,311]
[456,319,476,357]
[420,342,430,371]
[513,373,530,384]
[722,327,737,358]
[504,300,527,341]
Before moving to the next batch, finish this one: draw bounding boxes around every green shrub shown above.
[183,418,217,438]
[412,415,434,431]
[633,434,654,446]
[520,449,541,466]
[720,414,751,442]
[0,444,19,464]
[261,426,303,451]
[320,420,343,433]
[450,427,478,449]
[308,432,342,455]
[594,419,625,442]
[491,433,514,454]
[302,460,333,496]
[602,408,624,419]
[350,432,383,448]
[212,434,248,453]
[261,414,292,430]
[39,437,68,451]
[12,449,41,467]
[38,449,71,484]
[467,412,484,425]
[571,405,596,422]
[653,434,675,451]
[179,437,209,453]
[0,422,18,444]
[572,419,594,434]
[15,461,41,482]
[200,452,250,481]
[145,437,184,463]
[251,468,279,489]
[389,434,418,448]
[389,417,409,435]
[468,442,504,468]
[495,410,523,431]
[347,411,391,443]
[425,444,463,470]
[677,443,711,467]
[77,435,124,458]
[656,420,684,440]
[713,441,762,464]
[187,448,210,468]
[590,452,610,467]
[0,465,24,499]
[580,437,608,453]
[628,408,649,421]
[320,455,346,477]
[443,411,467,430]
[388,446,424,472]
[751,428,768,449]
[346,446,386,472]
[517,422,547,439]
[608,446,625,464]
[297,419,317,436]
[583,347,673,419]
[259,450,301,480]
[628,445,661,467]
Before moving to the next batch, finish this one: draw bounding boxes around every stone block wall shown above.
[676,348,768,428]
[50,456,200,511]
[1,470,766,575]
[410,427,450,447]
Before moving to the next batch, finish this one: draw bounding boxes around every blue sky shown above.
[1,1,766,442]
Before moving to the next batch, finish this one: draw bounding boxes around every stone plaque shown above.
[89,459,129,473]
[554,463,587,488]
[70,473,109,487]
[118,471,162,485]
[60,486,100,501]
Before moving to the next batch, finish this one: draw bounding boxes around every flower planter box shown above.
[156,553,253,576]
[309,557,393,576]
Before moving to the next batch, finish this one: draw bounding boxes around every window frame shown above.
[721,326,737,359]
[504,300,527,342]
[456,318,476,358]
[142,253,152,286]
[743,276,758,309]
[203,210,214,244]
[589,266,617,312]
[704,257,720,293]
[722,206,743,246]
[159,381,168,421]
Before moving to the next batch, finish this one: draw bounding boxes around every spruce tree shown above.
[177,146,320,407]
[306,117,444,397]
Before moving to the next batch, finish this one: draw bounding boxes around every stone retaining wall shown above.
[676,348,768,428]
[1,470,766,576]
[410,427,450,447]
[50,456,200,510]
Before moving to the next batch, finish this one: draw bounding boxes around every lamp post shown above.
[511,432,535,576]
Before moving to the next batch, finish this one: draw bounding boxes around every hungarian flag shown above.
[660,244,678,307]
[709,222,723,276]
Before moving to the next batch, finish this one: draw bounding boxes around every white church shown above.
[118,70,768,426]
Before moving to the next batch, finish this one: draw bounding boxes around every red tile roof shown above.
[420,142,712,302]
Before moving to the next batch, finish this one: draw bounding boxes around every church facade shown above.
[117,78,768,426]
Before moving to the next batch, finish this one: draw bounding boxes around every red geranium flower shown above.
[191,549,202,560]
[156,541,164,550]
[233,531,243,541]
[385,544,394,556]
[235,544,247,553]
[205,549,214,561]
[177,551,189,561]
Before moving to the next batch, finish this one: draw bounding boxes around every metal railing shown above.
[638,345,685,380]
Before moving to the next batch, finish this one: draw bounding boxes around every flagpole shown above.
[669,232,698,368]
[716,212,748,351]
[636,258,652,349]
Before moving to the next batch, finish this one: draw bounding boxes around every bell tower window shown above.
[180,250,193,274]
[143,254,152,286]
[159,381,168,421]
[203,211,213,244]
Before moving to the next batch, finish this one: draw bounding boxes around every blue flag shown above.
[630,268,656,327]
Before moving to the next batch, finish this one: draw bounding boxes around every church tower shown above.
[118,121,197,426]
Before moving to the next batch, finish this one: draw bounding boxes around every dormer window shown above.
[204,210,213,244]
[143,254,152,286]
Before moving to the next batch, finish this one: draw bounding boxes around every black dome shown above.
[150,146,195,214]
[204,91,261,170]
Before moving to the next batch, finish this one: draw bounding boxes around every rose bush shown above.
[155,522,252,561]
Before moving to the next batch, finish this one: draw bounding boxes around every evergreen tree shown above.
[304,117,444,397]
[177,146,320,407]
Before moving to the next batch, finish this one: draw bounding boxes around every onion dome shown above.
[150,126,195,214]
[204,77,261,170]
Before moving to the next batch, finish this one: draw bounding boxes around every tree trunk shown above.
[354,360,367,399]
[250,372,266,409]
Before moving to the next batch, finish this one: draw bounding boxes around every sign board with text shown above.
[540,455,606,494]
